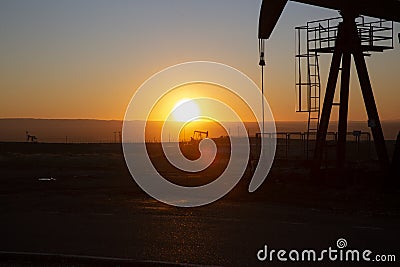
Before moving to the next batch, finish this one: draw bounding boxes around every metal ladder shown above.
[306,29,322,159]
[295,24,322,159]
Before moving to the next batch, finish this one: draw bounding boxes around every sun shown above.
[171,98,200,122]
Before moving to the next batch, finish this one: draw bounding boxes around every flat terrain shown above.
[0,142,399,266]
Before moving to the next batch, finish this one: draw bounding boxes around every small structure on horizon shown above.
[113,131,122,143]
[26,131,38,143]
[191,130,208,142]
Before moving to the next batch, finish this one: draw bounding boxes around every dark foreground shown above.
[0,142,399,266]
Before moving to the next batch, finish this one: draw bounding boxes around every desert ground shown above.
[0,142,399,266]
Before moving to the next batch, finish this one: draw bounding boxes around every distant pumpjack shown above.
[192,130,208,142]
[26,131,38,143]
[258,0,400,174]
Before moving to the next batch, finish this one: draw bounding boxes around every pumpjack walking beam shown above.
[312,12,390,172]
[258,0,400,40]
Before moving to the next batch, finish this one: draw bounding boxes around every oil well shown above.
[257,0,400,175]
[25,131,38,143]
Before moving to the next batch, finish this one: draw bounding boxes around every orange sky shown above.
[147,83,257,122]
[0,1,399,122]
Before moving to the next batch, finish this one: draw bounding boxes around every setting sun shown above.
[171,99,200,122]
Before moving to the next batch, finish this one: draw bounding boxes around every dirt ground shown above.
[0,142,399,266]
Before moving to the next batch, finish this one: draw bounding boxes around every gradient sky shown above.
[1,0,399,121]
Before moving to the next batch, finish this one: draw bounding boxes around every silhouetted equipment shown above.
[259,39,266,135]
[392,131,400,178]
[258,0,400,174]
[113,131,121,143]
[295,16,394,162]
[259,0,400,39]
[295,19,323,159]
[192,130,208,141]
[26,131,37,143]
[259,40,266,67]
[258,0,288,39]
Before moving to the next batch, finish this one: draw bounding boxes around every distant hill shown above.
[0,118,122,143]
[0,118,399,143]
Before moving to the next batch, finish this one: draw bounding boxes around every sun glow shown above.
[172,99,200,122]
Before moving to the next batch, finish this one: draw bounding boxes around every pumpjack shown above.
[258,0,400,174]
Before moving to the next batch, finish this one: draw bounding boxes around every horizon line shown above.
[1,117,400,123]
